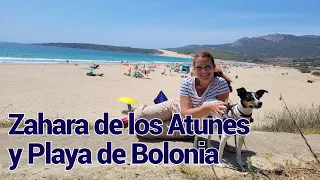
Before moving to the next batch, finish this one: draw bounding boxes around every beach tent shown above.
[180,65,190,74]
[83,66,95,70]
[131,71,144,78]
[141,69,150,74]
[161,68,167,75]
[154,91,168,104]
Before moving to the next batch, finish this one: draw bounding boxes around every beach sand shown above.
[1,63,319,123]
[0,63,320,179]
[157,49,193,59]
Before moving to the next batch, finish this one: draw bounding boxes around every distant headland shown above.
[33,43,163,56]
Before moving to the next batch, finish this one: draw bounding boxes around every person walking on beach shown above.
[133,51,235,151]
[144,70,148,77]
[128,68,131,77]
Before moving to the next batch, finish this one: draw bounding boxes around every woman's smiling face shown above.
[193,56,215,83]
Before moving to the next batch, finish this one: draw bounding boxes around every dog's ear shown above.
[237,87,247,97]
[256,90,268,98]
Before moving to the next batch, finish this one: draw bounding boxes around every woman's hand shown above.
[203,101,227,115]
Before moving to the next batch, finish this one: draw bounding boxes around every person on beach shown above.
[128,68,131,77]
[133,51,235,151]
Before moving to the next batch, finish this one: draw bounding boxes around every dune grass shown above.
[178,160,320,180]
[179,164,217,180]
[296,68,311,73]
[254,104,320,134]
[311,71,320,77]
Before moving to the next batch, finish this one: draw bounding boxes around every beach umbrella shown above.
[117,97,138,105]
[133,65,139,70]
[117,97,138,113]
[141,69,150,74]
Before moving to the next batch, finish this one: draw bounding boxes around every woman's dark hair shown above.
[192,51,233,92]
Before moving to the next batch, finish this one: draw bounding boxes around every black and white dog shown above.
[193,87,268,167]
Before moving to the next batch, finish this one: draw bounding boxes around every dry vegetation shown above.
[0,121,21,128]
[297,68,311,73]
[178,160,320,180]
[254,104,320,134]
[311,71,320,77]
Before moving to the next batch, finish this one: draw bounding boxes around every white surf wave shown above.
[0,57,191,64]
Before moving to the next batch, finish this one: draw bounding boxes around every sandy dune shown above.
[157,49,193,59]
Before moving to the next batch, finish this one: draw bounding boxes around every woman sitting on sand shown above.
[133,51,234,150]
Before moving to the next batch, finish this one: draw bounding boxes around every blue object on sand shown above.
[154,90,168,104]
[83,67,95,70]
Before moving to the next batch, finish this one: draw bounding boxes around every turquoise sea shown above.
[0,42,191,64]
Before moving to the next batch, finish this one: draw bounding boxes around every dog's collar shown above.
[236,106,252,118]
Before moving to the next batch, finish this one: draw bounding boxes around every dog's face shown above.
[237,87,268,109]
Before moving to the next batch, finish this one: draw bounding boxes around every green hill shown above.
[166,34,320,60]
[34,43,162,55]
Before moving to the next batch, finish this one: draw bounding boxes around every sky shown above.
[0,0,319,48]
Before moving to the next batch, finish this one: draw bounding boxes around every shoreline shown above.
[0,50,193,64]
[0,61,193,65]
[0,57,192,65]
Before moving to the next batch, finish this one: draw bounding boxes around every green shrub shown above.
[297,68,311,73]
